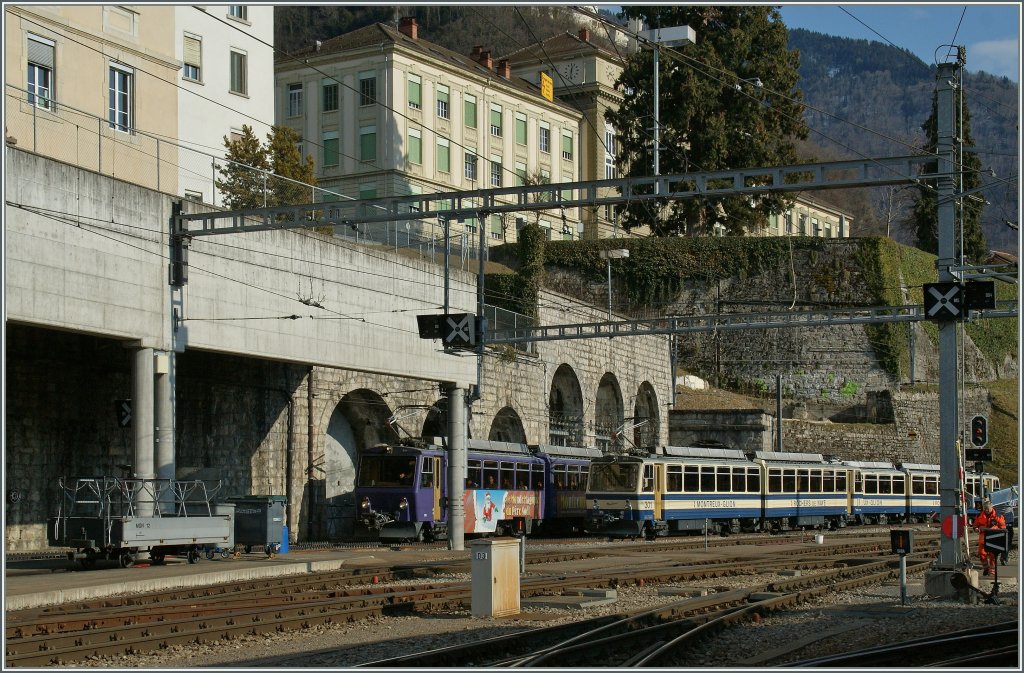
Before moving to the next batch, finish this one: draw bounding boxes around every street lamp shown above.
[638,25,696,193]
[599,248,629,319]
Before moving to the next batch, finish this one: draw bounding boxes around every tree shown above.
[216,125,270,210]
[909,85,988,263]
[216,125,318,210]
[267,125,317,207]
[606,7,809,236]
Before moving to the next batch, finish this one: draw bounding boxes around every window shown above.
[605,124,618,179]
[515,161,526,187]
[183,34,201,82]
[812,217,820,236]
[228,5,247,20]
[491,214,503,240]
[490,154,501,187]
[464,149,478,181]
[561,128,573,160]
[108,63,133,132]
[561,174,572,201]
[359,183,377,216]
[27,35,54,110]
[322,80,338,112]
[799,213,807,235]
[464,93,477,128]
[436,84,449,119]
[229,127,243,145]
[184,190,203,202]
[515,112,527,145]
[407,73,421,110]
[408,128,422,164]
[229,49,247,95]
[489,103,502,137]
[359,71,375,106]
[323,131,339,167]
[359,125,376,161]
[287,82,303,117]
[539,121,550,153]
[436,137,450,173]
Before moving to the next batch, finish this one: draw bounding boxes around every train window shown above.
[855,472,863,492]
[823,471,835,493]
[642,464,655,492]
[483,461,499,489]
[810,470,822,493]
[716,466,731,492]
[732,469,745,492]
[926,476,939,495]
[865,474,878,494]
[783,469,796,493]
[421,459,434,488]
[666,465,683,492]
[769,468,782,493]
[499,462,514,489]
[466,459,481,488]
[589,461,639,491]
[879,476,893,494]
[893,475,905,494]
[515,463,531,489]
[747,468,761,493]
[553,465,566,489]
[836,472,847,492]
[567,466,581,490]
[683,465,699,492]
[700,466,715,492]
[797,469,810,492]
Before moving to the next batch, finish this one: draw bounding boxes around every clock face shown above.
[561,62,580,82]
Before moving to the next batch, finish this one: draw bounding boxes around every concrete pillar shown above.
[154,351,174,514]
[131,346,156,517]
[447,383,467,551]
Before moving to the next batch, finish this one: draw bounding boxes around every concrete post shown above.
[447,383,467,551]
[132,345,155,517]
[154,351,174,514]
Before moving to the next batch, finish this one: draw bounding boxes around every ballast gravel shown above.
[75,550,1019,669]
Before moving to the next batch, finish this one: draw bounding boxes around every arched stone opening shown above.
[633,382,660,450]
[321,389,397,541]
[595,372,625,451]
[548,364,584,446]
[488,406,526,443]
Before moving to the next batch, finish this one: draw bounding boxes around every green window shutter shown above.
[515,112,527,145]
[360,126,376,161]
[408,129,422,164]
[437,138,450,173]
[323,132,339,166]
[408,74,421,109]
[464,94,477,128]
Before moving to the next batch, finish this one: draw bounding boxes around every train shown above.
[354,438,601,542]
[584,447,1001,539]
[354,440,1001,542]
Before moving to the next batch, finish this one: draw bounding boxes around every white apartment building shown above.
[4,5,275,206]
[274,17,584,245]
[174,4,275,206]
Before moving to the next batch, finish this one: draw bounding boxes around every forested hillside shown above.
[272,9,1018,255]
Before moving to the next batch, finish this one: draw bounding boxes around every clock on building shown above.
[559,61,580,83]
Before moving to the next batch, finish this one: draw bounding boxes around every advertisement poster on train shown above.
[462,490,540,533]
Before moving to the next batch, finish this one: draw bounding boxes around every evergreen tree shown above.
[607,6,809,236]
[909,87,988,262]
[266,125,317,207]
[216,125,271,210]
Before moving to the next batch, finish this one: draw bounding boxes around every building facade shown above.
[4,4,275,207]
[274,18,584,247]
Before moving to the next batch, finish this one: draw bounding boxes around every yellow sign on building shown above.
[540,72,553,102]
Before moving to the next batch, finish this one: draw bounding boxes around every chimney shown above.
[398,16,418,40]
[578,27,590,42]
[497,59,511,79]
[479,50,493,69]
[471,45,482,59]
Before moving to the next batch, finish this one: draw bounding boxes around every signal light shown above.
[970,415,988,448]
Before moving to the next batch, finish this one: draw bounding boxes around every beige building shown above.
[5,5,180,194]
[274,18,584,246]
[763,195,852,238]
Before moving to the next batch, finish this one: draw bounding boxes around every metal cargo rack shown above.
[48,476,235,569]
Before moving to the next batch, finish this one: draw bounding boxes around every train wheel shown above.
[187,549,200,564]
[118,552,134,568]
[151,553,166,565]
[80,549,97,570]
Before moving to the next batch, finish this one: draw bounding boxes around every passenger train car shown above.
[584,447,998,539]
[354,438,601,542]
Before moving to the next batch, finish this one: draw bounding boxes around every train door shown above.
[429,456,443,520]
[652,463,664,521]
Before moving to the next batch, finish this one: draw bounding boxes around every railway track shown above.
[4,531,940,667]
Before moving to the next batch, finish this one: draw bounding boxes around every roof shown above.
[279,22,576,111]
[986,250,1018,265]
[502,28,624,64]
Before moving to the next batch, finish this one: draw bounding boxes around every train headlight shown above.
[399,497,409,510]
[360,497,370,511]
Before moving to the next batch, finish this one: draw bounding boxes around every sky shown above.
[777,3,1021,82]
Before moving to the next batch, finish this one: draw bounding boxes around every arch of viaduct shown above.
[4,150,671,548]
